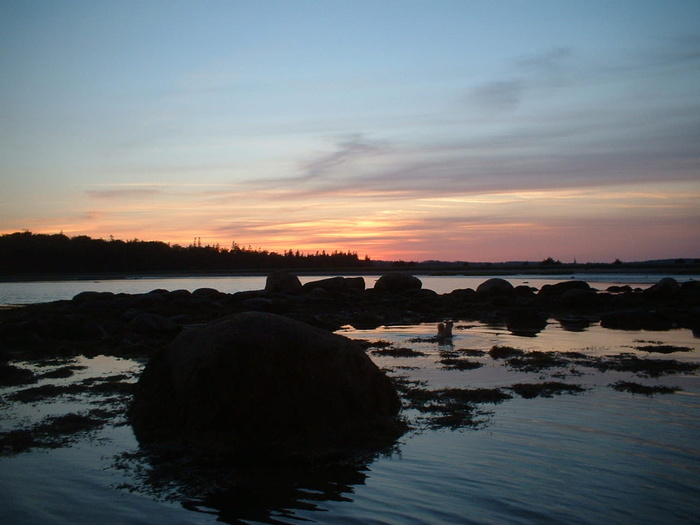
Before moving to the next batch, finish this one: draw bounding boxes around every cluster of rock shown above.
[1,273,699,359]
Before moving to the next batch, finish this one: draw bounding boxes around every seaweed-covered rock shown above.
[130,312,402,458]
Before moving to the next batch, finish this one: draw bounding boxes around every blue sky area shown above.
[1,1,699,262]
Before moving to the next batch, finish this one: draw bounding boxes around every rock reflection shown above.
[181,461,370,524]
[120,446,391,525]
[556,316,592,332]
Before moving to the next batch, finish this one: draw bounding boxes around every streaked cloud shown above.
[86,188,163,199]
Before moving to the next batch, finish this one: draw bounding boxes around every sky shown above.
[1,0,699,263]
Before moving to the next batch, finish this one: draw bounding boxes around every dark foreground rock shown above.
[129,312,403,460]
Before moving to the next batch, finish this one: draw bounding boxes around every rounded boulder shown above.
[130,312,402,457]
[374,273,422,294]
[476,278,514,297]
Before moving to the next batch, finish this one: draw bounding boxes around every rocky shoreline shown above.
[1,272,698,364]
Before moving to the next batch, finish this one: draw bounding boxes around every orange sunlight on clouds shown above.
[19,180,697,263]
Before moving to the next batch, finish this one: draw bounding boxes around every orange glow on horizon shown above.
[5,180,698,263]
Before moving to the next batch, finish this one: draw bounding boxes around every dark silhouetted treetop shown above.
[0,231,372,275]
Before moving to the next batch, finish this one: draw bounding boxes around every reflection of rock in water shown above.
[505,308,547,336]
[180,460,372,524]
[118,446,383,525]
[556,316,591,332]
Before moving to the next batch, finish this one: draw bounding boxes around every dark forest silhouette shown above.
[0,232,371,275]
[0,231,696,278]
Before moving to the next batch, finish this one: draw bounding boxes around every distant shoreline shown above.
[1,263,698,283]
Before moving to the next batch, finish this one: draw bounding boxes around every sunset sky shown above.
[1,1,699,262]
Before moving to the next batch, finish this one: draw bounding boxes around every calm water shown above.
[1,275,699,524]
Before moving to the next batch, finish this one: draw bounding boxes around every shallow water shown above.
[1,318,699,524]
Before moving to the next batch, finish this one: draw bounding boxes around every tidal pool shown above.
[1,320,699,524]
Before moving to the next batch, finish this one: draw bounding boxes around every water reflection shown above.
[183,463,369,524]
[125,447,392,525]
[556,316,592,332]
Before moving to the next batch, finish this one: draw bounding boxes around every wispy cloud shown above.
[471,80,525,111]
[299,134,384,181]
[515,46,573,78]
[86,188,163,199]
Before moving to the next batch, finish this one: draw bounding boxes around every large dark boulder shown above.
[556,288,600,310]
[265,271,303,294]
[644,277,680,299]
[302,276,365,293]
[538,280,590,296]
[374,273,422,294]
[130,312,402,458]
[476,278,513,297]
[129,312,179,335]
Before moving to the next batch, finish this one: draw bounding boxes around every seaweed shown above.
[38,364,87,379]
[8,383,81,402]
[370,346,427,357]
[633,345,693,354]
[356,339,393,350]
[488,346,525,359]
[505,351,571,372]
[0,363,36,386]
[0,410,110,456]
[456,348,486,357]
[610,381,680,396]
[7,374,135,402]
[395,383,512,430]
[439,357,483,370]
[589,354,700,378]
[509,382,586,399]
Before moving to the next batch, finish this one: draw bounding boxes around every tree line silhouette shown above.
[0,232,372,276]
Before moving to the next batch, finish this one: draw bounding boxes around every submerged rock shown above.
[129,312,402,459]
